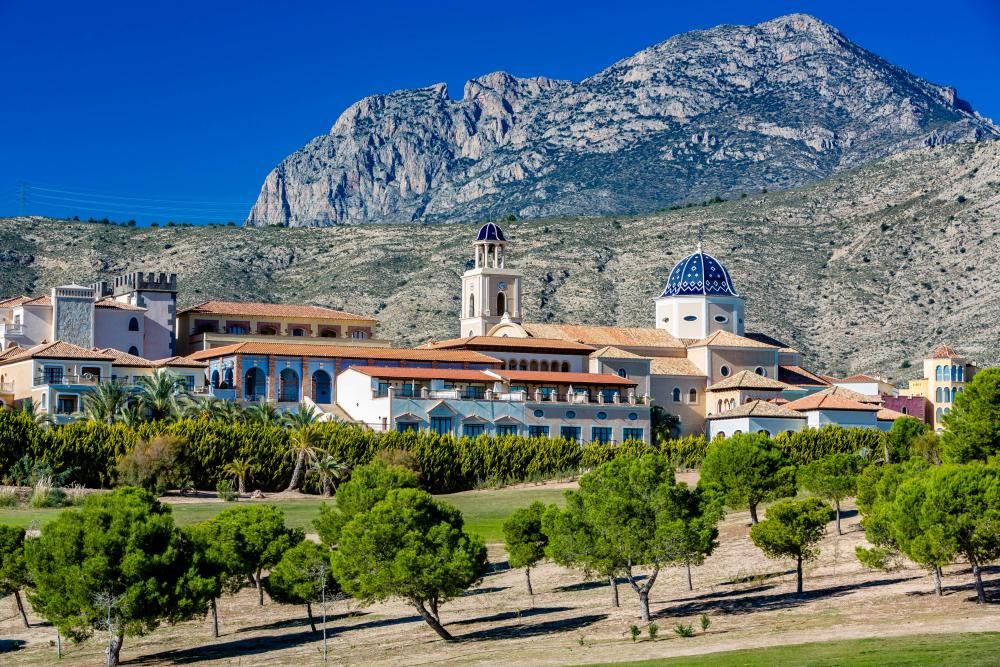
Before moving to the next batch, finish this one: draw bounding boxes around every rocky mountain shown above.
[4,140,999,379]
[247,13,997,228]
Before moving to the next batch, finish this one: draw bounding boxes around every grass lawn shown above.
[583,632,1000,667]
[0,484,569,542]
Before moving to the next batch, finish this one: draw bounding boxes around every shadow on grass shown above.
[131,614,422,664]
[905,567,1000,603]
[654,575,918,619]
[671,584,776,603]
[458,613,608,641]
[0,639,26,653]
[236,610,366,633]
[719,568,794,586]
[451,606,572,626]
[460,586,509,597]
[554,574,646,593]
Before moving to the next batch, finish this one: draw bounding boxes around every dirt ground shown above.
[3,497,998,666]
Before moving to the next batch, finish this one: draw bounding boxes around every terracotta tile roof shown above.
[688,330,779,349]
[1,341,115,363]
[184,342,501,365]
[496,370,638,387]
[522,323,685,349]
[0,346,22,361]
[0,296,32,307]
[876,407,908,422]
[178,300,376,322]
[422,336,595,353]
[931,344,962,359]
[95,298,145,311]
[97,347,156,367]
[154,355,208,369]
[590,346,642,359]
[649,357,705,377]
[22,296,51,306]
[346,366,494,382]
[839,374,882,383]
[779,365,830,387]
[782,393,880,413]
[745,331,799,353]
[706,399,807,420]
[817,385,882,405]
[707,370,790,392]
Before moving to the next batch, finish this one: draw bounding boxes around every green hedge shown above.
[0,411,891,493]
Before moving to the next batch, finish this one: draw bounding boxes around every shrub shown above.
[216,479,238,502]
[700,613,711,633]
[0,487,19,507]
[375,448,422,478]
[629,624,641,642]
[674,623,695,638]
[116,435,190,494]
[0,411,48,478]
[647,622,659,640]
[29,478,68,508]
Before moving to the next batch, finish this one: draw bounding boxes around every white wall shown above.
[336,368,389,429]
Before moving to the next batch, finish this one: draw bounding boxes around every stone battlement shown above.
[108,271,178,296]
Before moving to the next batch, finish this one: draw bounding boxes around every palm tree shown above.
[17,398,51,427]
[118,403,146,429]
[283,404,324,491]
[244,398,280,425]
[81,381,130,424]
[310,454,349,497]
[135,369,188,421]
[222,458,253,495]
[217,400,244,424]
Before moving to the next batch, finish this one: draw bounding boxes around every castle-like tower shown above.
[654,243,745,339]
[459,223,523,337]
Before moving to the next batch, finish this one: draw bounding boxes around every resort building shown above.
[897,345,979,430]
[185,342,503,418]
[335,365,649,442]
[0,271,178,359]
[0,341,206,423]
[175,300,383,354]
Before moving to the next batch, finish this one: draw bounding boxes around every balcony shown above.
[0,323,25,338]
[0,381,13,393]
[34,374,102,387]
[374,386,650,406]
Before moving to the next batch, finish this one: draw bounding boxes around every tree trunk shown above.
[209,597,219,638]
[627,567,659,623]
[749,503,759,525]
[524,567,534,597]
[835,499,842,536]
[238,477,246,495]
[686,560,693,592]
[428,596,439,623]
[608,576,620,608]
[107,633,124,667]
[796,555,804,594]
[287,450,305,491]
[412,599,453,641]
[972,560,986,604]
[256,568,265,606]
[933,567,943,596]
[306,602,317,633]
[13,590,28,628]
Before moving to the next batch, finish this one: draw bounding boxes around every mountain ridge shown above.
[246,13,997,227]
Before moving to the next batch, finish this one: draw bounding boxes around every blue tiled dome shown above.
[660,245,739,297]
[476,222,506,242]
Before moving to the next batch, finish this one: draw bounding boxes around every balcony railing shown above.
[375,386,650,406]
[35,374,101,386]
[0,382,13,393]
[0,323,25,337]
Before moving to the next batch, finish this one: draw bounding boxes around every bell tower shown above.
[460,223,522,337]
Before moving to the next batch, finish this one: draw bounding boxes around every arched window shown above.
[901,407,908,415]
[958,366,965,382]
[519,360,528,371]
[279,368,300,402]
[935,365,942,381]
[717,399,723,413]
[529,360,539,371]
[507,359,517,370]
[733,429,743,435]
[949,365,955,381]
[541,361,550,372]
[292,328,305,337]
[321,329,337,338]
[496,291,507,315]
[688,388,697,403]
[259,327,277,335]
[935,387,943,402]
[761,430,771,437]
[211,370,220,388]
[952,387,959,402]
[935,407,943,421]
[617,368,627,378]
[128,317,140,331]
[128,345,139,356]
[224,368,234,388]
[560,362,570,373]
[672,387,681,402]
[311,369,332,404]
[467,293,475,317]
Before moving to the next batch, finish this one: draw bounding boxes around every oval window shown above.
[720,365,731,377]
[683,315,697,322]
[754,366,767,377]
[533,409,544,418]
[713,314,729,323]
[596,411,607,420]
[628,412,638,421]
[566,410,576,419]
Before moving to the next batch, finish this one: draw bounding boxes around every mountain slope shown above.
[3,140,999,379]
[246,13,997,227]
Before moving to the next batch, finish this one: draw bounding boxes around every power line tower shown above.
[16,181,27,217]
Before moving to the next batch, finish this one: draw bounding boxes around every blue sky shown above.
[2,0,998,225]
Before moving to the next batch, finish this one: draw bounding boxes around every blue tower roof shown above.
[660,244,739,297]
[476,222,506,242]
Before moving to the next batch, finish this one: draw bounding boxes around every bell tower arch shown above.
[459,223,523,337]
